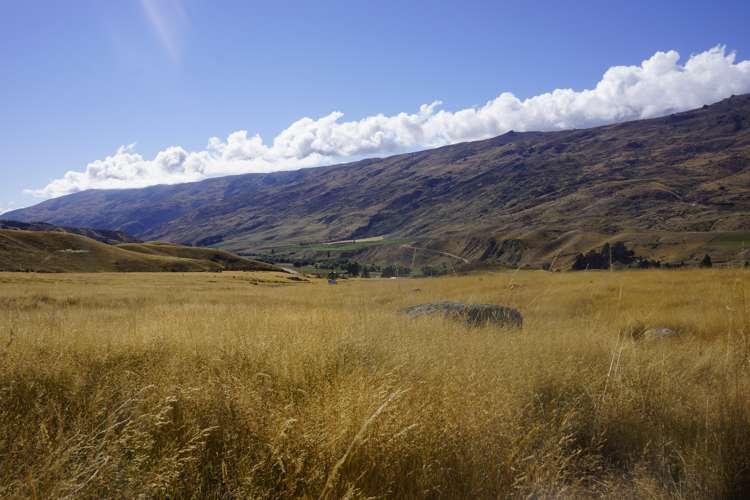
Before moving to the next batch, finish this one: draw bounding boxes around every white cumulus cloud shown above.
[29,46,750,198]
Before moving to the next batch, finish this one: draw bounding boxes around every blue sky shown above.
[2,0,750,213]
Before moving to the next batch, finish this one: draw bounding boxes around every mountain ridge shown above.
[8,94,750,267]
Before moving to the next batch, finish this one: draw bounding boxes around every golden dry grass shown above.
[1,269,749,498]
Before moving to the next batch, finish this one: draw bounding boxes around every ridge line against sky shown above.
[23,46,750,200]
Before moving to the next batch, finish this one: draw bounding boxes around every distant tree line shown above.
[571,242,721,270]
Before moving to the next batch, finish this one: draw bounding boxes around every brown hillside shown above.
[0,230,282,273]
[8,94,750,267]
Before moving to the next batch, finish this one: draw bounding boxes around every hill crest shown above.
[0,227,283,273]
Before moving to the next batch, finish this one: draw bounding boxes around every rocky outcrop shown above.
[402,302,523,329]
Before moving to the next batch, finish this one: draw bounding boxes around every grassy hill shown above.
[0,229,282,273]
[0,219,140,244]
[117,242,280,272]
[8,94,750,268]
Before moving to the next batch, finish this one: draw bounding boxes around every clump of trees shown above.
[571,242,636,270]
[636,258,662,269]
[381,265,412,278]
[345,261,362,276]
[662,261,686,269]
[421,265,450,277]
[700,254,713,268]
[316,260,375,277]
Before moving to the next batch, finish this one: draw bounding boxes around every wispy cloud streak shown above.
[140,0,189,62]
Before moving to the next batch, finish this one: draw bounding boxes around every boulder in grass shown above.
[620,321,677,341]
[642,327,676,340]
[402,301,523,329]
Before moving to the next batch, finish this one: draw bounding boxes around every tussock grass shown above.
[1,269,749,498]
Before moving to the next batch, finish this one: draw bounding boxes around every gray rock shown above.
[402,301,523,329]
[620,321,677,341]
[642,327,676,340]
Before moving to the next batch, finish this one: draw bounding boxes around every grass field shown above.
[1,269,750,498]
[710,232,750,252]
